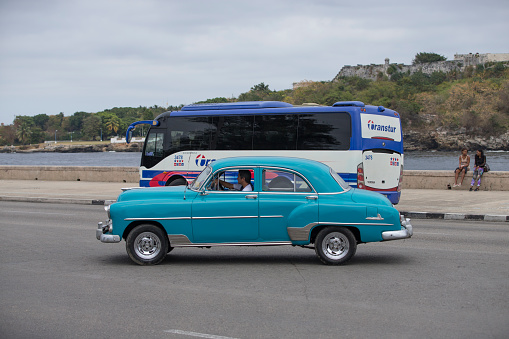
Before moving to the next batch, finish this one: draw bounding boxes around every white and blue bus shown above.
[127,101,404,203]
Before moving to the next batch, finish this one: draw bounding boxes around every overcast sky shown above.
[0,0,508,125]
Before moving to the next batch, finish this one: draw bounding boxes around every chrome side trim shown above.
[317,191,349,196]
[366,214,384,221]
[259,191,314,196]
[177,241,293,248]
[316,221,393,226]
[260,215,284,218]
[167,234,292,248]
[192,216,257,220]
[203,191,258,195]
[124,217,191,221]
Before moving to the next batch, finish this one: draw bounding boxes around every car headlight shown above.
[104,204,111,219]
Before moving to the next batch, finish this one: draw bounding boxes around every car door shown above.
[191,168,259,243]
[258,169,318,241]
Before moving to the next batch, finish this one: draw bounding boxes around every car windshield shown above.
[330,168,351,191]
[190,166,212,191]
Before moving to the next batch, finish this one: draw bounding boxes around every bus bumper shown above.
[380,191,401,204]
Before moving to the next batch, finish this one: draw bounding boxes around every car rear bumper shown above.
[382,215,413,241]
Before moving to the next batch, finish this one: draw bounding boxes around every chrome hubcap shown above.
[134,232,161,259]
[322,232,349,260]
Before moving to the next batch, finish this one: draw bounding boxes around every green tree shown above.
[195,97,230,104]
[14,116,34,145]
[0,124,16,145]
[104,114,121,134]
[33,114,49,130]
[413,52,447,65]
[238,83,273,101]
[83,115,102,140]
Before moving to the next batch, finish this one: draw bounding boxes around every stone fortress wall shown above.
[333,53,509,81]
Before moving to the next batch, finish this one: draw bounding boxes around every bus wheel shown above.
[126,224,168,265]
[166,178,187,186]
[315,227,356,265]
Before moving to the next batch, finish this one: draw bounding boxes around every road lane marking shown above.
[164,329,239,339]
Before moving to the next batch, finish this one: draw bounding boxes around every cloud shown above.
[0,0,508,124]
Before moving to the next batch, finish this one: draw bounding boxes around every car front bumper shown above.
[96,221,121,243]
[381,215,413,241]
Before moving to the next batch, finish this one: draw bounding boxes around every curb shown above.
[0,196,108,205]
[399,211,509,223]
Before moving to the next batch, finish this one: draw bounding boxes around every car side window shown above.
[262,170,312,192]
[206,169,254,192]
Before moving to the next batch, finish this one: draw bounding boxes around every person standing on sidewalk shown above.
[470,149,486,191]
[454,148,470,187]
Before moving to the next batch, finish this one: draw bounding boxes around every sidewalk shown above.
[1,180,508,222]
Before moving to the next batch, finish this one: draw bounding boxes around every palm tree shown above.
[105,115,121,134]
[16,119,33,145]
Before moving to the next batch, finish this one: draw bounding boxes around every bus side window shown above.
[297,113,351,150]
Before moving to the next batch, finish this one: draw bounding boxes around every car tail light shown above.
[357,163,365,189]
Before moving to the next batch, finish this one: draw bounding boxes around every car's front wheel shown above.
[315,227,357,265]
[126,224,168,265]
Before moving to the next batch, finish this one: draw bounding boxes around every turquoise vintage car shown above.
[96,157,412,265]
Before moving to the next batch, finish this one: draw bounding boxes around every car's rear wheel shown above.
[126,224,168,265]
[315,227,356,265]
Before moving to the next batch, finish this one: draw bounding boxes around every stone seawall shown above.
[0,166,139,183]
[1,166,508,190]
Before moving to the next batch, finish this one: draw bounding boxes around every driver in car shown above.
[214,170,253,191]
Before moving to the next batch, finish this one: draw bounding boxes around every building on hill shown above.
[333,53,509,81]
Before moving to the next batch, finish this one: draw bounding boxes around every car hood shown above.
[350,188,393,207]
[116,186,190,202]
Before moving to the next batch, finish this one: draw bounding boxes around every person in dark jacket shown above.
[470,150,486,191]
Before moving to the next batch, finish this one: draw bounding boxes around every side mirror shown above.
[126,127,133,144]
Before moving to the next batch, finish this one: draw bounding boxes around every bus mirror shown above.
[126,128,133,144]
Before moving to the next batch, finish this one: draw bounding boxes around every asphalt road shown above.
[1,201,508,339]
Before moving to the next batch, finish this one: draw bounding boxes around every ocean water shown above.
[0,151,507,171]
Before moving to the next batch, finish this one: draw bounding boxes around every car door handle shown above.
[306,195,318,200]
[245,195,258,200]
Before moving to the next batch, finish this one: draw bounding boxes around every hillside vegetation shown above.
[1,57,508,147]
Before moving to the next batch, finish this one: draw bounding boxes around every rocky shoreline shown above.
[403,130,509,151]
[2,131,508,153]
[0,142,143,153]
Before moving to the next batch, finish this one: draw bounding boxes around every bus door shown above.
[361,150,402,192]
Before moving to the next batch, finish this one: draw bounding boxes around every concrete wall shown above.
[1,166,508,190]
[0,166,139,183]
[402,170,508,191]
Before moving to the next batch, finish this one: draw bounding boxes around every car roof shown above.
[209,156,343,193]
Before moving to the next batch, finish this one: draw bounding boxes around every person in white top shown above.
[217,170,253,191]
[453,148,470,187]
